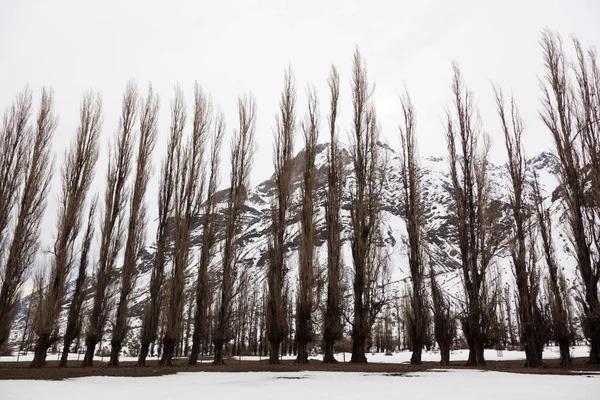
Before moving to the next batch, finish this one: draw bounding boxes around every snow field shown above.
[1,369,598,400]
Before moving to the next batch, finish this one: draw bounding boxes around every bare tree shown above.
[188,109,225,365]
[193,114,224,362]
[0,88,31,276]
[445,64,479,361]
[161,84,209,366]
[0,88,55,350]
[294,86,319,364]
[0,88,33,347]
[30,91,100,367]
[531,172,572,366]
[539,30,600,364]
[495,87,546,367]
[137,100,183,367]
[60,196,98,366]
[212,95,255,364]
[82,82,137,366]
[573,37,600,211]
[573,36,600,364]
[159,85,192,366]
[323,66,345,363]
[445,64,503,367]
[348,48,386,363]
[267,68,296,364]
[398,89,428,364]
[108,84,159,366]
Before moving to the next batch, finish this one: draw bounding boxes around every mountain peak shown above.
[528,151,559,174]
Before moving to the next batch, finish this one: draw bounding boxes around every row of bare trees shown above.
[0,50,416,369]
[1,30,599,368]
[34,90,101,368]
[395,30,598,369]
[264,50,390,366]
[540,30,600,365]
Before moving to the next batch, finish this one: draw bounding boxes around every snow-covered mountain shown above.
[10,142,574,347]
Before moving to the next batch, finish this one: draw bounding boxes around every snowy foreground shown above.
[1,346,597,399]
[1,370,598,400]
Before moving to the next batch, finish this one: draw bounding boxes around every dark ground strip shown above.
[0,357,599,381]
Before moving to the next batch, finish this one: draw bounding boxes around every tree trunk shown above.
[465,326,485,367]
[108,340,122,367]
[351,293,368,364]
[466,336,476,366]
[160,336,176,367]
[213,341,225,365]
[81,337,99,367]
[60,331,77,367]
[30,333,51,367]
[523,328,542,368]
[138,341,150,366]
[558,338,571,367]
[189,337,201,365]
[59,345,69,367]
[410,345,422,365]
[269,340,280,364]
[323,67,344,368]
[323,340,338,363]
[440,343,450,366]
[296,340,309,364]
[350,332,367,364]
[588,321,600,365]
[464,305,486,367]
[476,340,485,367]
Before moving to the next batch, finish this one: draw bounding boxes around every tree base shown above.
[322,341,338,363]
[213,343,225,365]
[350,337,367,364]
[410,347,422,365]
[439,345,450,366]
[350,350,368,364]
[108,340,122,367]
[159,336,176,367]
[59,335,75,367]
[188,341,201,366]
[137,341,150,366]
[322,355,338,363]
[30,334,51,368]
[295,342,309,364]
[81,338,99,367]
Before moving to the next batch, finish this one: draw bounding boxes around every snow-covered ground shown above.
[0,352,143,363]
[0,345,591,364]
[334,345,591,363]
[1,370,598,400]
[234,345,592,363]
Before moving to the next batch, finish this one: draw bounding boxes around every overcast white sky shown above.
[1,0,599,259]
